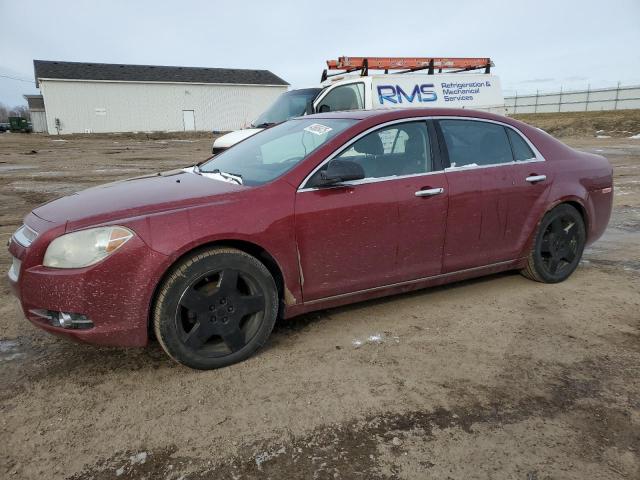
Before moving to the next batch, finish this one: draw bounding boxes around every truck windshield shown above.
[252,88,323,127]
[200,118,355,186]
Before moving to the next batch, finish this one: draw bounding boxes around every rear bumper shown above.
[8,234,169,347]
[585,186,613,247]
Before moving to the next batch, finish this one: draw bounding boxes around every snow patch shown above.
[130,451,147,465]
[629,133,640,139]
[352,333,400,348]
[255,446,286,469]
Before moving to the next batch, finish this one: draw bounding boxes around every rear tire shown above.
[153,247,278,370]
[521,204,586,283]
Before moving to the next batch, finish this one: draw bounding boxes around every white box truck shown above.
[212,57,504,153]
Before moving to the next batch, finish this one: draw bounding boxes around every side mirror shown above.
[318,104,331,113]
[318,160,365,186]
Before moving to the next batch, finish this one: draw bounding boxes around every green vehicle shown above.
[9,117,32,133]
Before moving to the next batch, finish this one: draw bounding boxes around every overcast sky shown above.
[1,0,639,107]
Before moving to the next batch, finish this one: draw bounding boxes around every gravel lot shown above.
[1,128,638,479]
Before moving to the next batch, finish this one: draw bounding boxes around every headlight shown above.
[43,226,134,269]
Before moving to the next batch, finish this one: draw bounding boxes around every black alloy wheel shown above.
[154,248,278,369]
[522,204,586,283]
[177,269,264,355]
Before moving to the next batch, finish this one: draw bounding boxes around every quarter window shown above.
[439,119,514,167]
[507,128,536,161]
[317,83,365,113]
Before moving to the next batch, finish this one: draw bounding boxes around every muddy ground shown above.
[0,127,638,479]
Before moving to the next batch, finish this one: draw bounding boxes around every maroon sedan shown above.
[7,109,613,369]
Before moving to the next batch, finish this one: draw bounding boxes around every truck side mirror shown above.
[305,100,314,115]
[319,104,331,113]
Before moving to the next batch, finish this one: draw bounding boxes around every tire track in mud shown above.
[70,355,640,480]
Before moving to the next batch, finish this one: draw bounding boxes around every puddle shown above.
[11,181,83,195]
[583,228,640,273]
[0,339,25,362]
[93,168,138,174]
[27,171,71,177]
[0,164,36,172]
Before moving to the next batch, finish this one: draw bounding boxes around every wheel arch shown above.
[147,239,288,338]
[521,196,589,259]
[547,196,589,231]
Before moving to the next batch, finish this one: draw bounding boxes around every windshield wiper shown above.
[210,168,243,185]
[252,122,275,129]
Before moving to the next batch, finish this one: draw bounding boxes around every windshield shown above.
[252,88,322,127]
[200,118,356,186]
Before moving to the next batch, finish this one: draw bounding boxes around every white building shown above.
[32,60,289,134]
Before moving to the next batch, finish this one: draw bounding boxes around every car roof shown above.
[303,107,512,123]
[294,108,542,145]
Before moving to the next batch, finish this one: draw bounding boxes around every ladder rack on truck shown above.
[322,56,493,81]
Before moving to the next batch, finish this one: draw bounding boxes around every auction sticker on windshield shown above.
[304,123,333,136]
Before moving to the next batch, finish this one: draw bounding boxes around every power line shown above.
[0,74,34,83]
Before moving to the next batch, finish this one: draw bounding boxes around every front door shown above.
[295,120,449,301]
[182,110,196,131]
[385,121,448,280]
[295,181,399,301]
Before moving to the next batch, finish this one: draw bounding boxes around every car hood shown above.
[33,170,245,226]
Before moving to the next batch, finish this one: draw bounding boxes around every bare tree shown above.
[9,105,30,121]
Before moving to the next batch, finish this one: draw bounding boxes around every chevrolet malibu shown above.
[7,109,613,369]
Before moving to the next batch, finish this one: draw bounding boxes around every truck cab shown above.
[212,88,322,154]
[212,56,504,153]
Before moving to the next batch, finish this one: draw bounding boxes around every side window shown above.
[439,119,514,167]
[315,122,432,182]
[317,83,364,113]
[507,128,536,161]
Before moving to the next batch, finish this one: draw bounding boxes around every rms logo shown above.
[377,84,438,104]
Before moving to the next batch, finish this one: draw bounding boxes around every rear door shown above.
[436,118,520,271]
[504,127,552,257]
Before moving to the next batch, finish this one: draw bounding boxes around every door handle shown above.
[415,187,444,197]
[525,174,546,183]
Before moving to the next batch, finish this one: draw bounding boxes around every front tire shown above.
[522,204,586,283]
[153,247,278,369]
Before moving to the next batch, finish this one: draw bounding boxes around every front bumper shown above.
[8,228,170,347]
